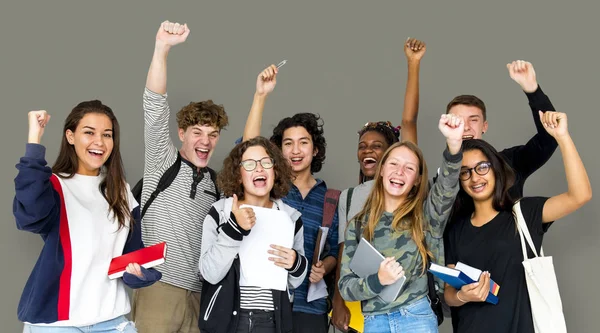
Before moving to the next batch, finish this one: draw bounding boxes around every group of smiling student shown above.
[12,20,591,333]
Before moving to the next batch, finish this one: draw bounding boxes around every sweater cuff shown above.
[366,273,385,294]
[122,267,162,289]
[221,212,250,241]
[25,143,46,159]
[144,87,168,99]
[525,85,545,101]
[286,249,307,278]
[443,146,463,163]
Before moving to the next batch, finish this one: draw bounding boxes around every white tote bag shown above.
[513,201,567,333]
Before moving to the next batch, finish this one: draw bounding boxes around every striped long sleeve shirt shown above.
[141,88,219,292]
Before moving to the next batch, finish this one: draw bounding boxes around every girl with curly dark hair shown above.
[199,136,308,333]
[240,63,343,332]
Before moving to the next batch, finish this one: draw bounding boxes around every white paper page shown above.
[307,279,328,302]
[456,262,482,281]
[238,204,294,291]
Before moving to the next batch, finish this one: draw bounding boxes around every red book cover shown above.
[108,242,167,279]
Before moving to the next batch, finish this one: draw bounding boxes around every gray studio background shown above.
[1,1,598,332]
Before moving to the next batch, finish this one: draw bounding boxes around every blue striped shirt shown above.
[284,179,340,315]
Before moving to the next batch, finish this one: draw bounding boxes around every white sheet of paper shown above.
[238,204,294,291]
[307,227,329,302]
[307,279,328,302]
[456,262,483,281]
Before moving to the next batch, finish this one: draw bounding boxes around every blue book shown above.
[429,262,499,305]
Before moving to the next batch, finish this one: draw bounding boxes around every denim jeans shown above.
[363,297,438,333]
[235,310,276,333]
[23,316,136,333]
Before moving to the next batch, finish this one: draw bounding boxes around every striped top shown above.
[141,88,218,292]
[240,287,274,310]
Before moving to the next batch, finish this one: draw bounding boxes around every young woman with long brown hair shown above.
[13,102,161,333]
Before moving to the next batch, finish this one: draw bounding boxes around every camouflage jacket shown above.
[338,148,462,315]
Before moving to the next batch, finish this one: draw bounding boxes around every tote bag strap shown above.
[513,201,545,259]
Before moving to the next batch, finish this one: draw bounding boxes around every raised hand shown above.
[539,111,568,138]
[28,110,50,144]
[377,257,404,286]
[268,244,297,270]
[458,271,491,303]
[256,64,278,97]
[155,20,190,48]
[404,37,426,63]
[439,114,465,154]
[231,194,256,231]
[507,60,538,93]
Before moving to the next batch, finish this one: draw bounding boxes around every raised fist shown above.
[155,20,190,47]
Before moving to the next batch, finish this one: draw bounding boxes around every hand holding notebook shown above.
[108,242,167,279]
[429,262,500,304]
[449,270,493,304]
[349,237,406,303]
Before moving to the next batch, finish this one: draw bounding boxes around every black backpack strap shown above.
[351,188,360,242]
[140,153,182,218]
[205,167,220,202]
[346,187,354,222]
[354,212,361,244]
[132,178,143,206]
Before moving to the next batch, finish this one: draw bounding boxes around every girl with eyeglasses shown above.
[199,137,308,333]
[240,63,340,333]
[443,111,591,333]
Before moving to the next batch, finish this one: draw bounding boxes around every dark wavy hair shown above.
[450,139,515,222]
[270,113,326,174]
[52,100,133,231]
[217,136,293,200]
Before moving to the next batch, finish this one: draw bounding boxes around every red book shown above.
[108,242,167,279]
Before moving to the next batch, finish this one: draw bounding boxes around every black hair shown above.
[270,113,327,174]
[450,139,516,222]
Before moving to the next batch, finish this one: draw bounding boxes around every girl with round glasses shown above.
[458,161,492,181]
[199,137,308,333]
[240,157,274,171]
[443,111,592,333]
